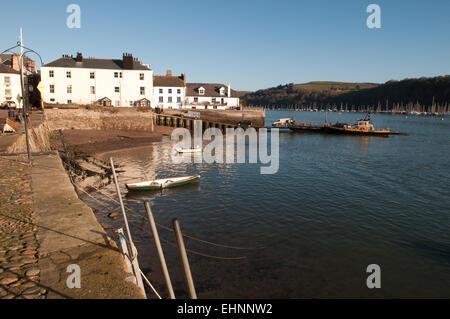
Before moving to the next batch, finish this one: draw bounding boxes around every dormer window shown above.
[198,87,205,95]
[219,87,225,95]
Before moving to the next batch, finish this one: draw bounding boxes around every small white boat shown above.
[176,146,202,153]
[126,175,200,191]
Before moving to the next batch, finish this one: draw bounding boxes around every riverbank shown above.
[51,126,174,156]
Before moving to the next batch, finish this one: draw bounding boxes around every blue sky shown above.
[2,0,450,91]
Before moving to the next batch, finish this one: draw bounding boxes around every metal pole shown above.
[19,28,31,164]
[144,202,175,299]
[110,157,146,298]
[172,218,197,299]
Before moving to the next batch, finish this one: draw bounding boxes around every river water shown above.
[85,110,450,298]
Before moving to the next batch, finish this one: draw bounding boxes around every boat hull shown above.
[289,126,323,133]
[323,127,390,137]
[126,175,200,191]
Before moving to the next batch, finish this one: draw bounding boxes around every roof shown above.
[97,96,111,101]
[0,53,34,65]
[186,83,239,98]
[0,64,20,74]
[153,75,185,87]
[43,57,151,71]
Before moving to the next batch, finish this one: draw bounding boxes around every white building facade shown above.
[153,71,186,109]
[0,64,22,108]
[41,53,153,107]
[185,83,240,109]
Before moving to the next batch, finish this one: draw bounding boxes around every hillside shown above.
[293,81,378,92]
[241,77,450,112]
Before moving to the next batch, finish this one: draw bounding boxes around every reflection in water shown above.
[86,111,450,298]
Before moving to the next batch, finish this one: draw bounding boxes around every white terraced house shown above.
[185,82,240,109]
[153,70,186,109]
[41,53,153,107]
[0,64,22,108]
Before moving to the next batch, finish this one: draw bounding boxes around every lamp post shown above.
[2,29,43,164]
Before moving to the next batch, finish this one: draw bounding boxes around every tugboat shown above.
[323,113,393,137]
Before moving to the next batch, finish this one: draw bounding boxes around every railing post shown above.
[110,157,146,298]
[172,218,197,299]
[145,202,175,299]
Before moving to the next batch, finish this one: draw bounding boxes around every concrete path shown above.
[31,153,144,298]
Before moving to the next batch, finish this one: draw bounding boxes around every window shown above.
[194,97,198,102]
[177,89,181,94]
[177,96,181,103]
[159,88,163,94]
[129,101,134,106]
[140,87,145,95]
[114,72,118,78]
[49,70,54,78]
[168,89,172,94]
[50,84,55,93]
[67,100,72,104]
[168,97,173,103]
[115,87,120,93]
[66,71,71,78]
[140,73,144,80]
[50,98,55,102]
[198,88,205,95]
[4,76,10,85]
[212,98,216,103]
[120,72,123,78]
[67,85,72,94]
[90,86,95,94]
[5,89,11,97]
[220,87,225,95]
[90,72,95,79]
[159,96,163,102]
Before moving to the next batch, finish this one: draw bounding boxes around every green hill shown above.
[241,77,450,112]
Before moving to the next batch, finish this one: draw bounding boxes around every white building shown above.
[41,53,153,107]
[185,83,240,109]
[153,70,186,109]
[0,64,22,108]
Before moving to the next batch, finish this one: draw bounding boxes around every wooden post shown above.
[172,218,197,299]
[145,202,175,299]
[110,157,146,298]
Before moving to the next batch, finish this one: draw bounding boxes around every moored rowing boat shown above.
[176,147,202,153]
[125,175,200,191]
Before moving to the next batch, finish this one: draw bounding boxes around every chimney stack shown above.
[227,82,231,97]
[166,69,172,76]
[123,53,134,70]
[76,52,83,62]
[181,73,186,86]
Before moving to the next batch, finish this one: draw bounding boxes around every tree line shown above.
[242,76,450,113]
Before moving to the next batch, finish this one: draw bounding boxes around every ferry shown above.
[322,113,396,137]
